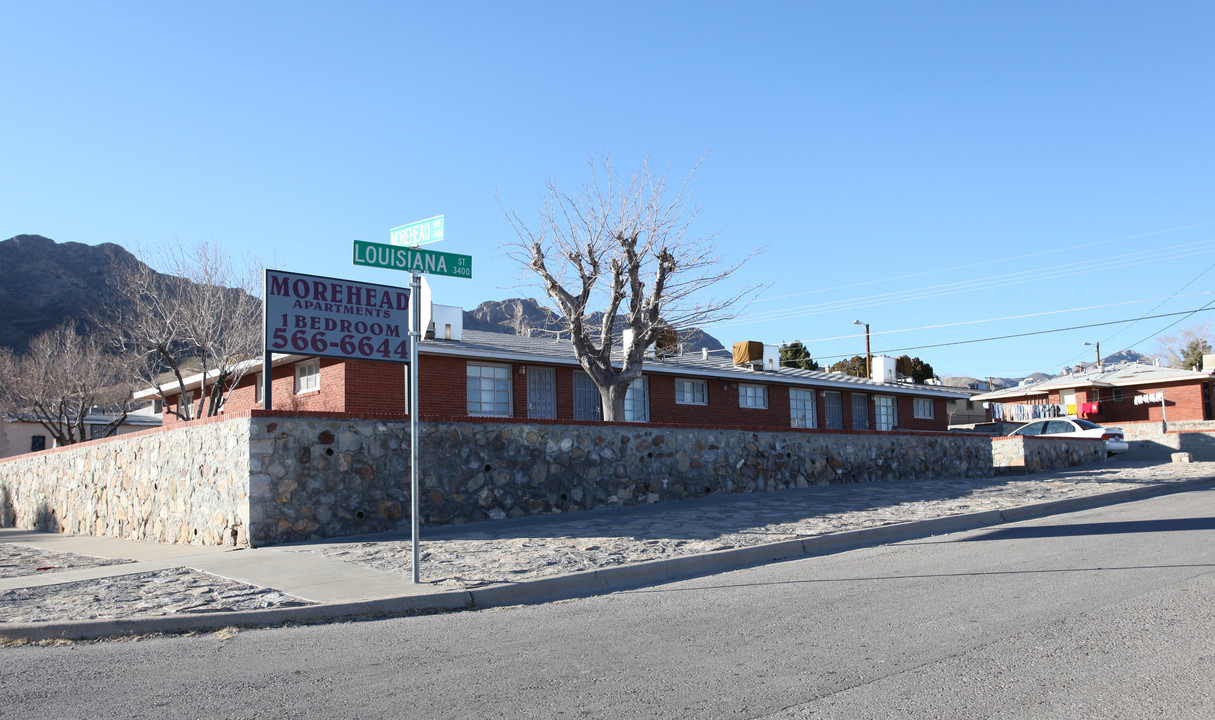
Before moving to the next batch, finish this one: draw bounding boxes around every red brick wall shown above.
[158,354,956,431]
[344,360,406,414]
[990,379,1212,425]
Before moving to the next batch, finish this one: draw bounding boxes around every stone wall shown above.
[0,419,250,546]
[991,435,1106,473]
[3,412,1113,547]
[1116,419,1215,461]
[249,418,998,544]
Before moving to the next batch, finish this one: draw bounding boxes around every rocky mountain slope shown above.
[0,235,726,355]
[0,235,142,351]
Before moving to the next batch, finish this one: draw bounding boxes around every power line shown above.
[808,307,1215,362]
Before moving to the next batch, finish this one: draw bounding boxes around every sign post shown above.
[356,221,472,584]
[409,270,421,583]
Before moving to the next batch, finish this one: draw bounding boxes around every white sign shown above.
[264,269,410,363]
[390,215,444,247]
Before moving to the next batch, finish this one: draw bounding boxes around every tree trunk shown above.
[601,383,629,422]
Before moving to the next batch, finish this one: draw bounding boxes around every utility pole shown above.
[854,320,871,379]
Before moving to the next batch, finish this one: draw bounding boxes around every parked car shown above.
[1009,418,1128,456]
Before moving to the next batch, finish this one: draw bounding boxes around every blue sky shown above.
[5,1,1214,378]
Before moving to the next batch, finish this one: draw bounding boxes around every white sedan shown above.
[1009,418,1129,456]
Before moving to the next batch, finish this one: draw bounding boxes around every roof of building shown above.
[137,328,970,400]
[429,329,970,399]
[971,361,1213,402]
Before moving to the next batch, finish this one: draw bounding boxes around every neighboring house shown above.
[941,387,990,428]
[971,362,1215,425]
[139,303,969,433]
[0,405,162,460]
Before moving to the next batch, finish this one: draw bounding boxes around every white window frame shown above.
[295,359,321,394]
[739,384,768,409]
[790,389,816,428]
[182,391,195,419]
[255,373,265,404]
[913,397,935,419]
[624,376,650,422]
[875,395,898,431]
[467,363,512,417]
[675,378,708,405]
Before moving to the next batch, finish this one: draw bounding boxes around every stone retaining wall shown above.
[991,435,1106,473]
[0,419,250,546]
[2,412,1110,547]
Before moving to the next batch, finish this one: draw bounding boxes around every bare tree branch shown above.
[502,153,765,420]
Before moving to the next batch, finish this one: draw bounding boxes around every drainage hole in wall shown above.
[355,511,365,520]
[326,448,334,456]
[704,486,712,495]
[560,493,568,502]
[484,464,492,472]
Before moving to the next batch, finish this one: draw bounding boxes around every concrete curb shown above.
[5,476,1213,642]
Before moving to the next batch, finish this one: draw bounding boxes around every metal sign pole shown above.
[262,269,272,411]
[410,270,422,584]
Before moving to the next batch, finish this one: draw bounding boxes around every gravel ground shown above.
[300,461,1215,587]
[3,460,1211,623]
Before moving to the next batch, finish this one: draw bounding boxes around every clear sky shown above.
[5,1,1214,379]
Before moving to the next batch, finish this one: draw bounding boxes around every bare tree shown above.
[0,323,132,446]
[503,154,762,421]
[101,242,262,421]
[1153,321,1213,370]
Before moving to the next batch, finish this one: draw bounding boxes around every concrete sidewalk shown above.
[3,460,1213,641]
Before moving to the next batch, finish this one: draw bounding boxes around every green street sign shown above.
[390,215,444,247]
[353,239,472,279]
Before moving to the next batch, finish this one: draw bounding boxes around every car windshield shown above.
[1072,419,1101,430]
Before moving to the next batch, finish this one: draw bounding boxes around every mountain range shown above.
[0,234,725,355]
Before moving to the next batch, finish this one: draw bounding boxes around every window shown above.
[624,377,649,422]
[790,389,816,428]
[675,379,708,405]
[573,372,602,421]
[30,435,46,452]
[824,391,843,429]
[874,395,897,431]
[255,374,264,404]
[182,391,194,419]
[914,397,935,419]
[1111,388,1124,402]
[295,360,320,394]
[467,363,512,416]
[739,384,768,409]
[852,393,869,430]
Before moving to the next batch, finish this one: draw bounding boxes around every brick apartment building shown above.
[143,304,968,433]
[971,362,1215,425]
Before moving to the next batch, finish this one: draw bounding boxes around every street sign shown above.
[264,269,410,363]
[352,239,472,279]
[390,215,444,247]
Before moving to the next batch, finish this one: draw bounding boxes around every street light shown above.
[853,320,871,378]
[1083,341,1101,368]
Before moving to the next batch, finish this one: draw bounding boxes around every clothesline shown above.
[988,401,1102,422]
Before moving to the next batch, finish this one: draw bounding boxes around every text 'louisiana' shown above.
[355,244,449,274]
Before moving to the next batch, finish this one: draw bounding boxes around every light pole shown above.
[1083,341,1101,368]
[853,320,871,378]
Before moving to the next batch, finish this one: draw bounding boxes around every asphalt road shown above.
[4,487,1214,719]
